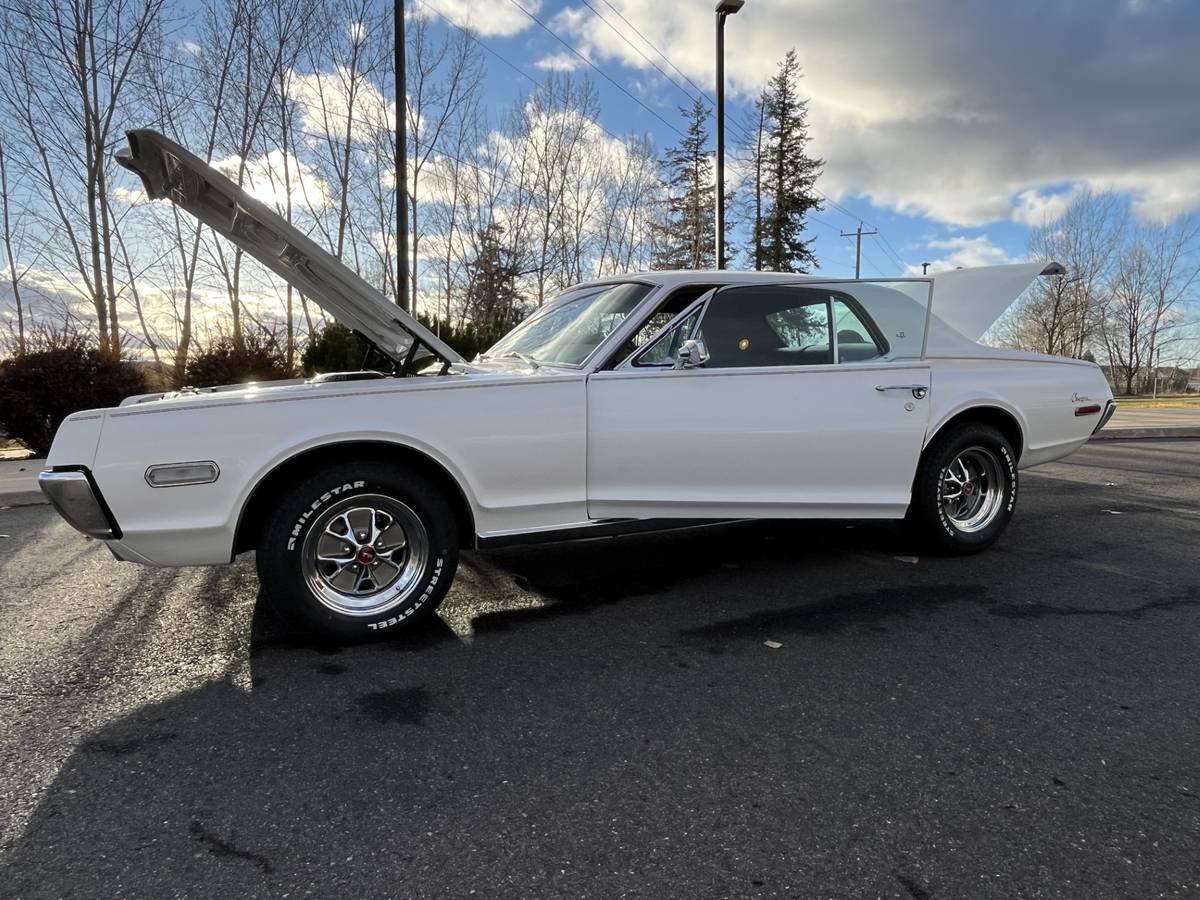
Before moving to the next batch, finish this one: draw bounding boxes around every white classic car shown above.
[39,130,1116,640]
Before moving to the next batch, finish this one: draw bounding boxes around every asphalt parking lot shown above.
[1,440,1198,899]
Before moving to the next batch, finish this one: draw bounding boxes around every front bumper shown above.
[37,468,122,539]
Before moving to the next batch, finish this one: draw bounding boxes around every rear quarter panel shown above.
[927,356,1112,467]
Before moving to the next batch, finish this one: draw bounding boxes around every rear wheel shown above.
[258,462,458,640]
[905,422,1017,554]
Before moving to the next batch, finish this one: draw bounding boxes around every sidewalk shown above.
[1093,406,1200,440]
[0,457,44,505]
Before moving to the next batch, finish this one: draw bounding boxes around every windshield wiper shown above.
[485,351,541,369]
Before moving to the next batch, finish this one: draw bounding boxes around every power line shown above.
[576,0,704,109]
[875,231,907,269]
[594,0,713,104]
[500,0,685,138]
[869,232,904,272]
[417,0,645,151]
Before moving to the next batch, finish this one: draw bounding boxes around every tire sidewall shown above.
[920,425,1017,551]
[262,464,457,638]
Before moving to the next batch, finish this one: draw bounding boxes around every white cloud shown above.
[212,150,332,211]
[1010,186,1083,227]
[555,0,1200,227]
[534,52,583,72]
[111,185,149,205]
[178,40,201,57]
[285,66,393,143]
[906,235,1012,274]
[412,0,539,38]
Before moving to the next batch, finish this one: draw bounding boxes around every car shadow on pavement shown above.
[7,515,1195,898]
[1,519,956,897]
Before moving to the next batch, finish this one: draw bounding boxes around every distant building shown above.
[1102,365,1199,395]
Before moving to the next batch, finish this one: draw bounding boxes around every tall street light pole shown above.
[714,0,743,270]
[395,0,409,310]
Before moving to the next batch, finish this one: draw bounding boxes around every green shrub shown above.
[0,336,147,457]
[301,322,374,375]
[418,314,521,361]
[185,329,297,388]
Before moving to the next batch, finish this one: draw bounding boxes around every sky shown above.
[398,0,1199,277]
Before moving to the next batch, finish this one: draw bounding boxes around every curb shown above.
[1091,427,1200,441]
[0,491,47,507]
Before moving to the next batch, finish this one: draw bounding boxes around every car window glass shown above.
[696,287,833,368]
[833,281,929,360]
[633,307,703,366]
[607,284,717,368]
[485,282,653,366]
[833,298,884,363]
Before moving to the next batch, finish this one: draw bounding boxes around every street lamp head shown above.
[716,0,744,14]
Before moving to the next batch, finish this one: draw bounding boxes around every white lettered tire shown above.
[905,422,1018,554]
[258,462,458,640]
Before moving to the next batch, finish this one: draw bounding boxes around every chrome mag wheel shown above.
[300,493,430,617]
[940,446,1005,533]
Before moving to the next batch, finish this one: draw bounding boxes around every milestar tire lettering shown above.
[259,463,458,640]
[286,481,365,550]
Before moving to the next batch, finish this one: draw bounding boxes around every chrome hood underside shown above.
[116,129,462,367]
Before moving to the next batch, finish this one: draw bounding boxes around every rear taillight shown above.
[1074,404,1102,416]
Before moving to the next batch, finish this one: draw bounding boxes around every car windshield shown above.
[484,282,653,366]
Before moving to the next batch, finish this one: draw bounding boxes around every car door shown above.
[585,281,933,520]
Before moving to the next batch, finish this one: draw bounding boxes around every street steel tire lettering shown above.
[259,463,458,640]
[906,422,1018,555]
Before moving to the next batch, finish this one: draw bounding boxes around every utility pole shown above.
[395,0,408,310]
[714,0,744,270]
[840,222,877,278]
[921,261,930,275]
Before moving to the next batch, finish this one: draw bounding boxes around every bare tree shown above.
[0,136,32,354]
[1012,190,1126,357]
[1,0,165,352]
[405,18,481,317]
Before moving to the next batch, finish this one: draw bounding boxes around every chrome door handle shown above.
[875,384,928,399]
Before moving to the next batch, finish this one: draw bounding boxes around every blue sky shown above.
[388,0,1198,276]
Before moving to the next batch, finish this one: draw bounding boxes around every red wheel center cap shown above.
[356,546,377,565]
[962,482,975,497]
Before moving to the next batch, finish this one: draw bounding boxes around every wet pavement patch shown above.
[355,686,431,725]
[188,821,273,874]
[80,731,176,756]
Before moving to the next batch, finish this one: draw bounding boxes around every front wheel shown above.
[905,422,1017,554]
[257,462,458,640]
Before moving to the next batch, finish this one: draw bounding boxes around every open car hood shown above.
[116,129,462,367]
[930,261,1065,341]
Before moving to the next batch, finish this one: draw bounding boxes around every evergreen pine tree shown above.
[753,50,823,273]
[653,98,717,270]
[465,222,524,332]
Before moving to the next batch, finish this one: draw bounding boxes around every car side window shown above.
[833,298,885,363]
[696,286,836,368]
[632,307,703,366]
[606,284,717,368]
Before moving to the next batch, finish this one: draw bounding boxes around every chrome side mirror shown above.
[675,338,710,370]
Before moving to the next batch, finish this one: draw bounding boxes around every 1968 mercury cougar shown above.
[38,130,1116,639]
